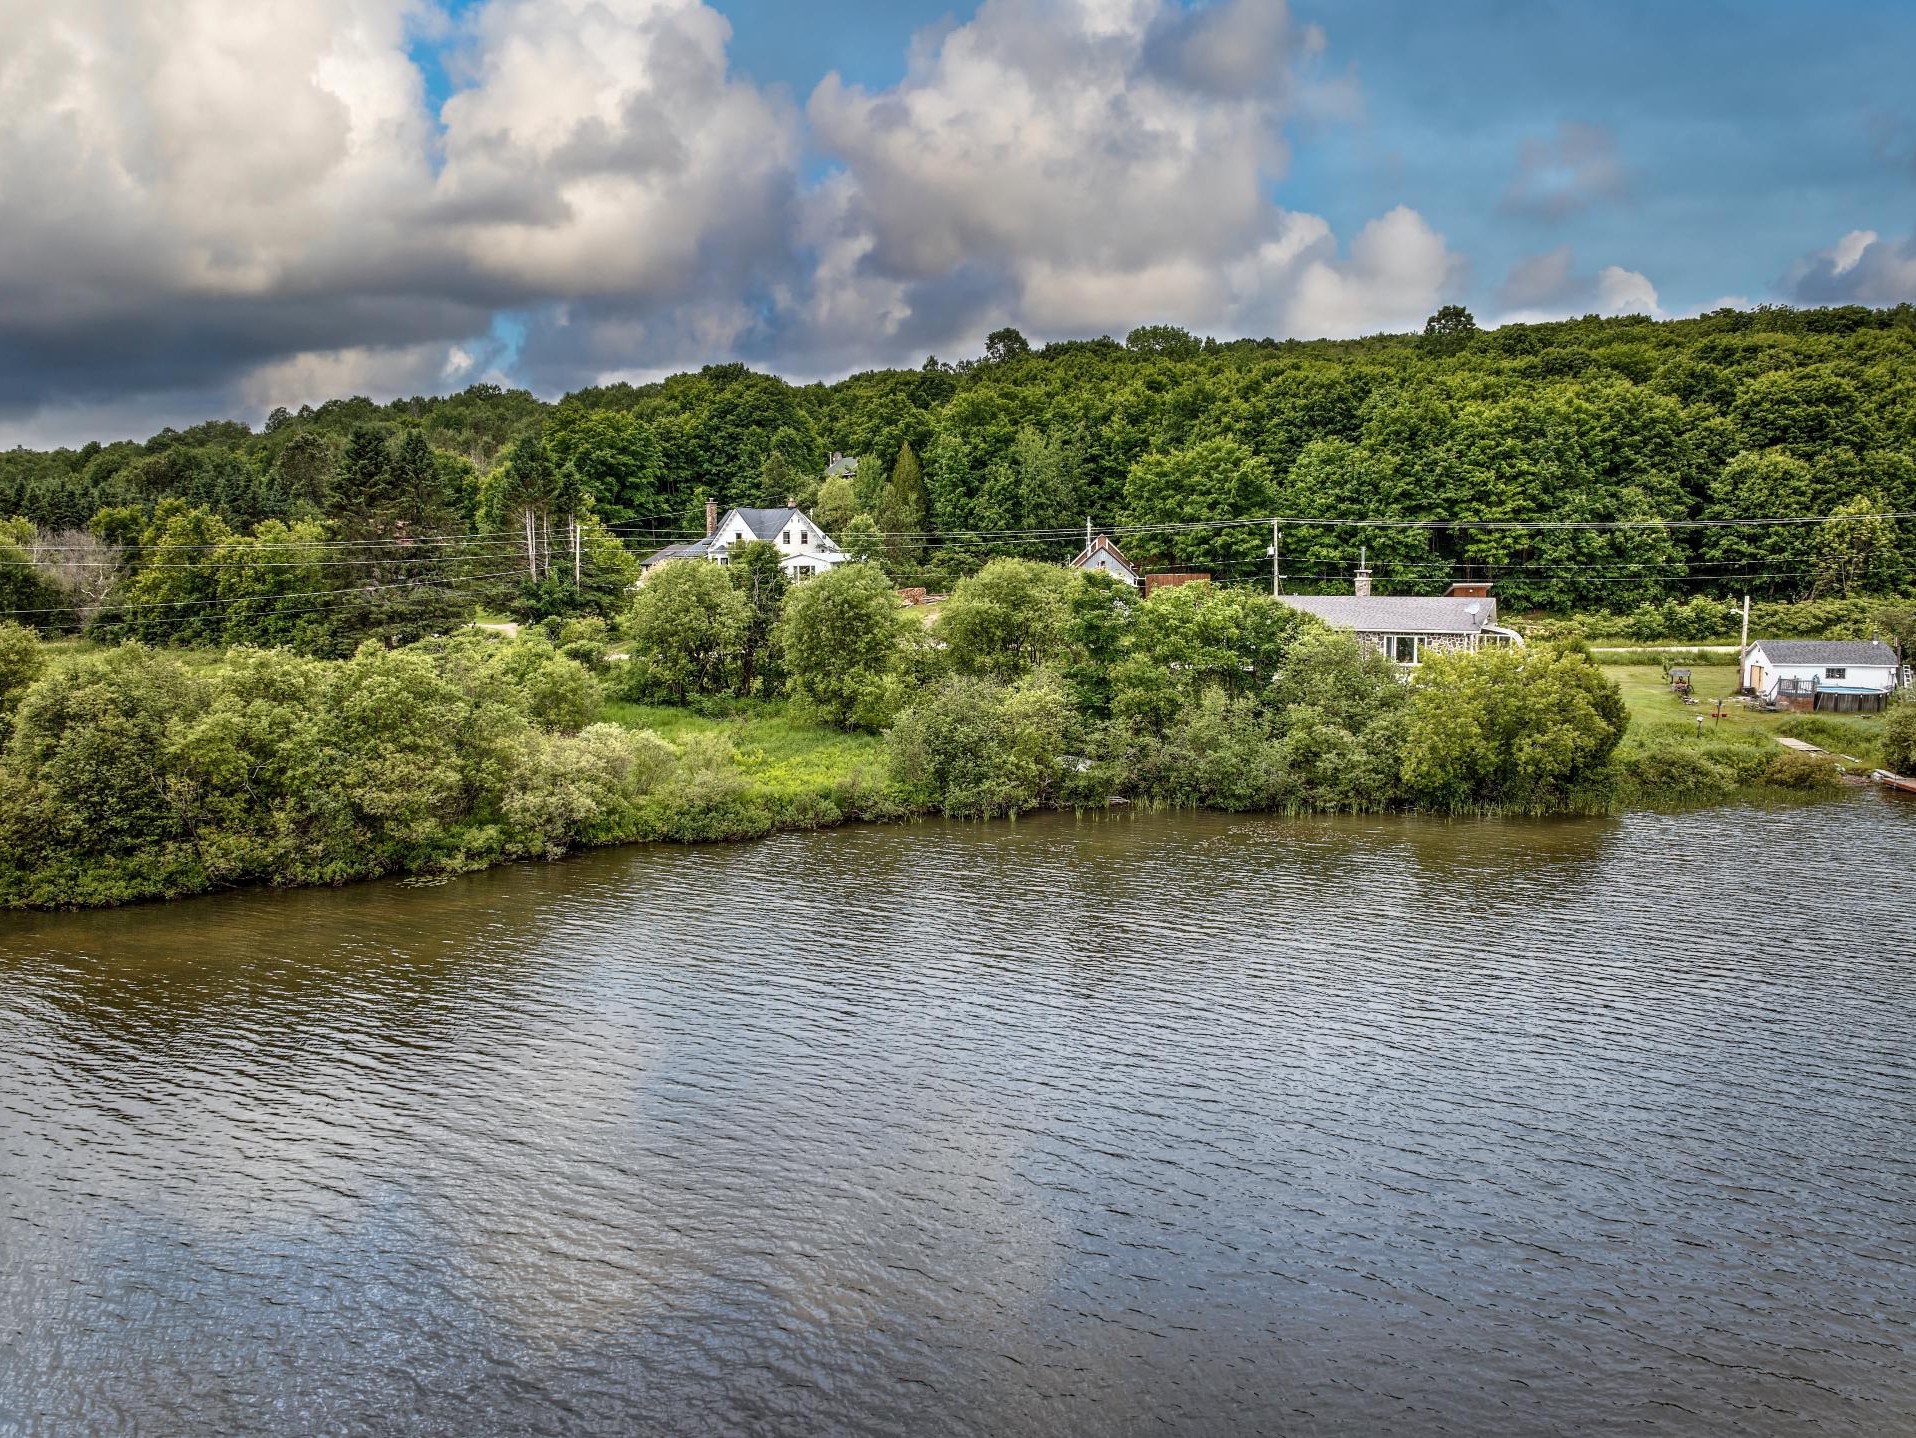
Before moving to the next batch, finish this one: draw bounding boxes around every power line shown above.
[20,542,535,572]
[18,524,705,556]
[82,582,527,635]
[0,569,527,619]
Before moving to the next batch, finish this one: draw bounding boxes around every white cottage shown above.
[642,499,849,582]
[1740,639,1904,713]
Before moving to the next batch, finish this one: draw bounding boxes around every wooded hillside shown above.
[4,304,1913,634]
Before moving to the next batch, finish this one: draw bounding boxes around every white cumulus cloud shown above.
[1493,247,1661,323]
[797,0,1459,359]
[0,0,1474,444]
[1787,227,1916,305]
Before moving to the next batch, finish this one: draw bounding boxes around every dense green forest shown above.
[4,304,1914,652]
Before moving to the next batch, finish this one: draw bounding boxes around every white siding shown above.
[1078,550,1139,586]
[1742,647,1899,696]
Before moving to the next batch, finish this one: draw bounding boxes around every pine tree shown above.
[381,429,470,640]
[333,425,397,522]
[875,440,930,565]
[391,430,459,537]
[274,432,334,515]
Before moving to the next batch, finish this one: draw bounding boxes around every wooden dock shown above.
[1774,736,1824,755]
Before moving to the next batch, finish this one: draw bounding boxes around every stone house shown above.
[1274,563,1522,666]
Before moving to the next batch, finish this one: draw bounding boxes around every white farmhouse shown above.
[642,498,849,582]
[1740,639,1905,713]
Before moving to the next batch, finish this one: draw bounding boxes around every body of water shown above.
[2,801,1913,1436]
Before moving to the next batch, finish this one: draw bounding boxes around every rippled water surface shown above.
[3,802,1914,1437]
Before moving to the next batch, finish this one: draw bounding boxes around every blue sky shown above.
[4,0,1915,446]
[702,0,1916,319]
[1280,0,1916,313]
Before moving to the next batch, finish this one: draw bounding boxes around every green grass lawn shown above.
[603,699,886,794]
[1612,663,1885,765]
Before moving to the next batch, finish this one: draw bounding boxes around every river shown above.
[2,801,1912,1437]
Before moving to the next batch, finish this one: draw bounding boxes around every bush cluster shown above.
[873,562,1630,819]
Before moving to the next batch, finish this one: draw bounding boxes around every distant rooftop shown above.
[1276,593,1500,635]
[1750,639,1899,666]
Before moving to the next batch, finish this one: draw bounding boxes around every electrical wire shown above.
[0,569,528,618]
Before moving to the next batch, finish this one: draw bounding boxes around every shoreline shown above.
[5,779,1892,916]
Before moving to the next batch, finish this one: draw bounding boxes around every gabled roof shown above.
[642,505,838,568]
[825,454,858,478]
[729,505,802,541]
[1276,593,1499,635]
[1070,534,1139,576]
[1749,639,1899,666]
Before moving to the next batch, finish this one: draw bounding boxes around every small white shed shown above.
[1741,639,1904,712]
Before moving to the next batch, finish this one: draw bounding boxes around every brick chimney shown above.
[705,497,718,537]
[1353,550,1372,599]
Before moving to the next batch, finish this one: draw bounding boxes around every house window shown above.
[1391,635,1419,664]
[1825,667,1846,680]
[781,531,791,545]
[795,564,814,578]
[799,531,809,544]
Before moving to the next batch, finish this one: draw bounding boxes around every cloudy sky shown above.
[3,0,1913,447]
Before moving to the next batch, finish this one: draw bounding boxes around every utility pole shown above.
[573,518,582,587]
[1740,593,1750,654]
[1085,516,1092,552]
[1271,519,1282,596]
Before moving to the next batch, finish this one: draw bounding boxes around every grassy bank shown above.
[600,698,904,841]
[1610,662,1884,804]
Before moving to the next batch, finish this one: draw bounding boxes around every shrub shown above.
[1613,734,1778,803]
[1111,582,1314,727]
[0,620,45,739]
[554,615,611,671]
[936,557,1080,680]
[1882,702,1916,776]
[624,560,749,700]
[1765,750,1843,790]
[481,635,602,732]
[500,724,673,858]
[1401,644,1628,812]
[777,563,904,729]
[1133,690,1287,811]
[887,672,1071,818]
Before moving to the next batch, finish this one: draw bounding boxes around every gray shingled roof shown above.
[643,506,837,568]
[1276,593,1499,635]
[731,506,800,541]
[1750,639,1899,666]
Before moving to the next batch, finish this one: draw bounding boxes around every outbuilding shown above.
[1740,639,1905,713]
